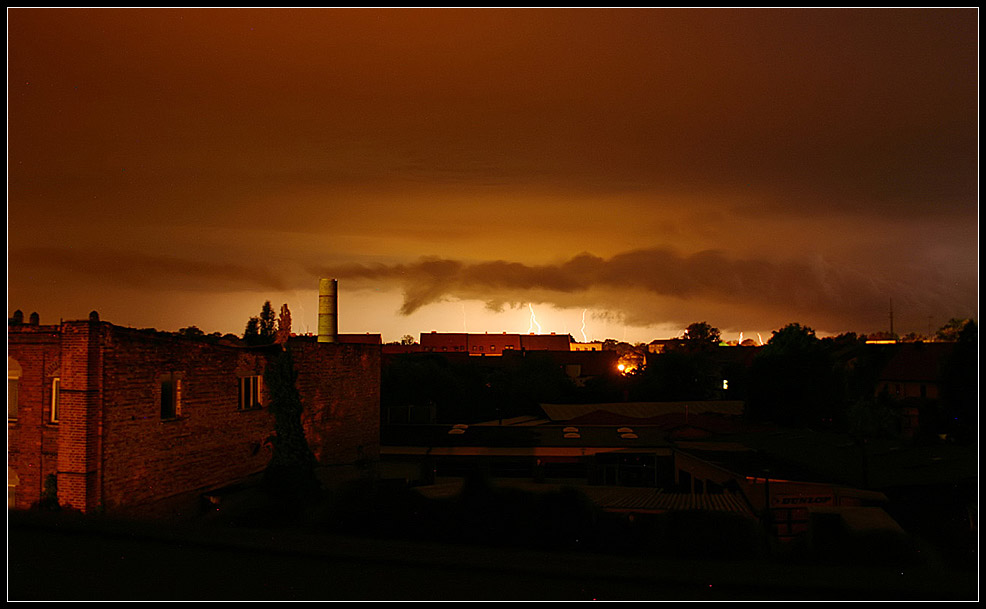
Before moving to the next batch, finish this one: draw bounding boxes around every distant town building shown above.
[570,341,605,352]
[647,339,678,354]
[418,332,573,355]
[876,342,954,401]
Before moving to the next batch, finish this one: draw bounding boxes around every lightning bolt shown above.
[739,331,744,345]
[581,309,588,343]
[528,303,542,334]
[757,333,764,346]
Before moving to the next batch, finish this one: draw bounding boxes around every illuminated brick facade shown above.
[419,331,573,355]
[8,318,380,513]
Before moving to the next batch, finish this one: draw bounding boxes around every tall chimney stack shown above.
[318,278,338,343]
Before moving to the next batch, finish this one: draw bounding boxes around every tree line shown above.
[382,318,977,443]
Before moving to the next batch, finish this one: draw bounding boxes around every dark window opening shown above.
[238,375,263,410]
[160,373,181,419]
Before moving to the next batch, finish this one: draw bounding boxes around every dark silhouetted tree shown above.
[745,323,842,427]
[682,321,721,351]
[244,301,282,346]
[178,325,205,338]
[263,344,320,501]
[940,321,977,442]
[276,303,292,344]
[244,316,261,345]
[632,321,724,401]
[936,318,976,342]
[259,301,277,344]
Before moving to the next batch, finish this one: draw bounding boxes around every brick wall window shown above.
[8,357,22,420]
[160,373,182,419]
[238,375,263,410]
[8,467,17,508]
[7,377,18,420]
[51,377,61,423]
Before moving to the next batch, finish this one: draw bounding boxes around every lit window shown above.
[8,467,18,509]
[160,373,182,419]
[51,378,61,423]
[238,375,263,410]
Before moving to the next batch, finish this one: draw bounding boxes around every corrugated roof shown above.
[541,402,745,421]
[579,487,753,516]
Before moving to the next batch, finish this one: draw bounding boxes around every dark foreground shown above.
[7,510,976,601]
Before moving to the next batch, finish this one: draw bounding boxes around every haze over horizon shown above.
[7,8,978,343]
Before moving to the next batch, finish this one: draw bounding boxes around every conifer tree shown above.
[243,316,261,345]
[263,344,320,501]
[259,301,277,344]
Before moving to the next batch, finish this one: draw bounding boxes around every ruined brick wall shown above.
[289,339,381,465]
[8,324,62,510]
[9,322,381,513]
[57,320,105,511]
[95,325,274,512]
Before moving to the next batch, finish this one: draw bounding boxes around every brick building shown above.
[8,314,380,513]
[419,331,573,355]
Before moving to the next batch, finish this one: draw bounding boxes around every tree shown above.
[243,316,261,345]
[178,325,205,338]
[681,322,721,351]
[263,345,320,501]
[244,301,284,346]
[400,334,417,346]
[635,349,715,401]
[745,323,842,427]
[276,303,292,344]
[259,301,277,344]
[940,320,978,442]
[936,318,976,342]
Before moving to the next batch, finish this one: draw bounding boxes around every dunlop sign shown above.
[773,494,833,506]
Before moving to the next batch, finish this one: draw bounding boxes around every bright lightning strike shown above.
[757,333,765,346]
[528,303,542,334]
[581,309,588,343]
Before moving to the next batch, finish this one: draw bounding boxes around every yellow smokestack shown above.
[318,278,338,343]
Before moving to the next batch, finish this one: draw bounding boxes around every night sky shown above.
[7,8,979,343]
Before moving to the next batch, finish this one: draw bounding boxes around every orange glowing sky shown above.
[7,8,979,343]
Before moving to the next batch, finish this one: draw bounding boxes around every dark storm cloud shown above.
[8,9,977,220]
[315,246,972,330]
[6,9,978,339]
